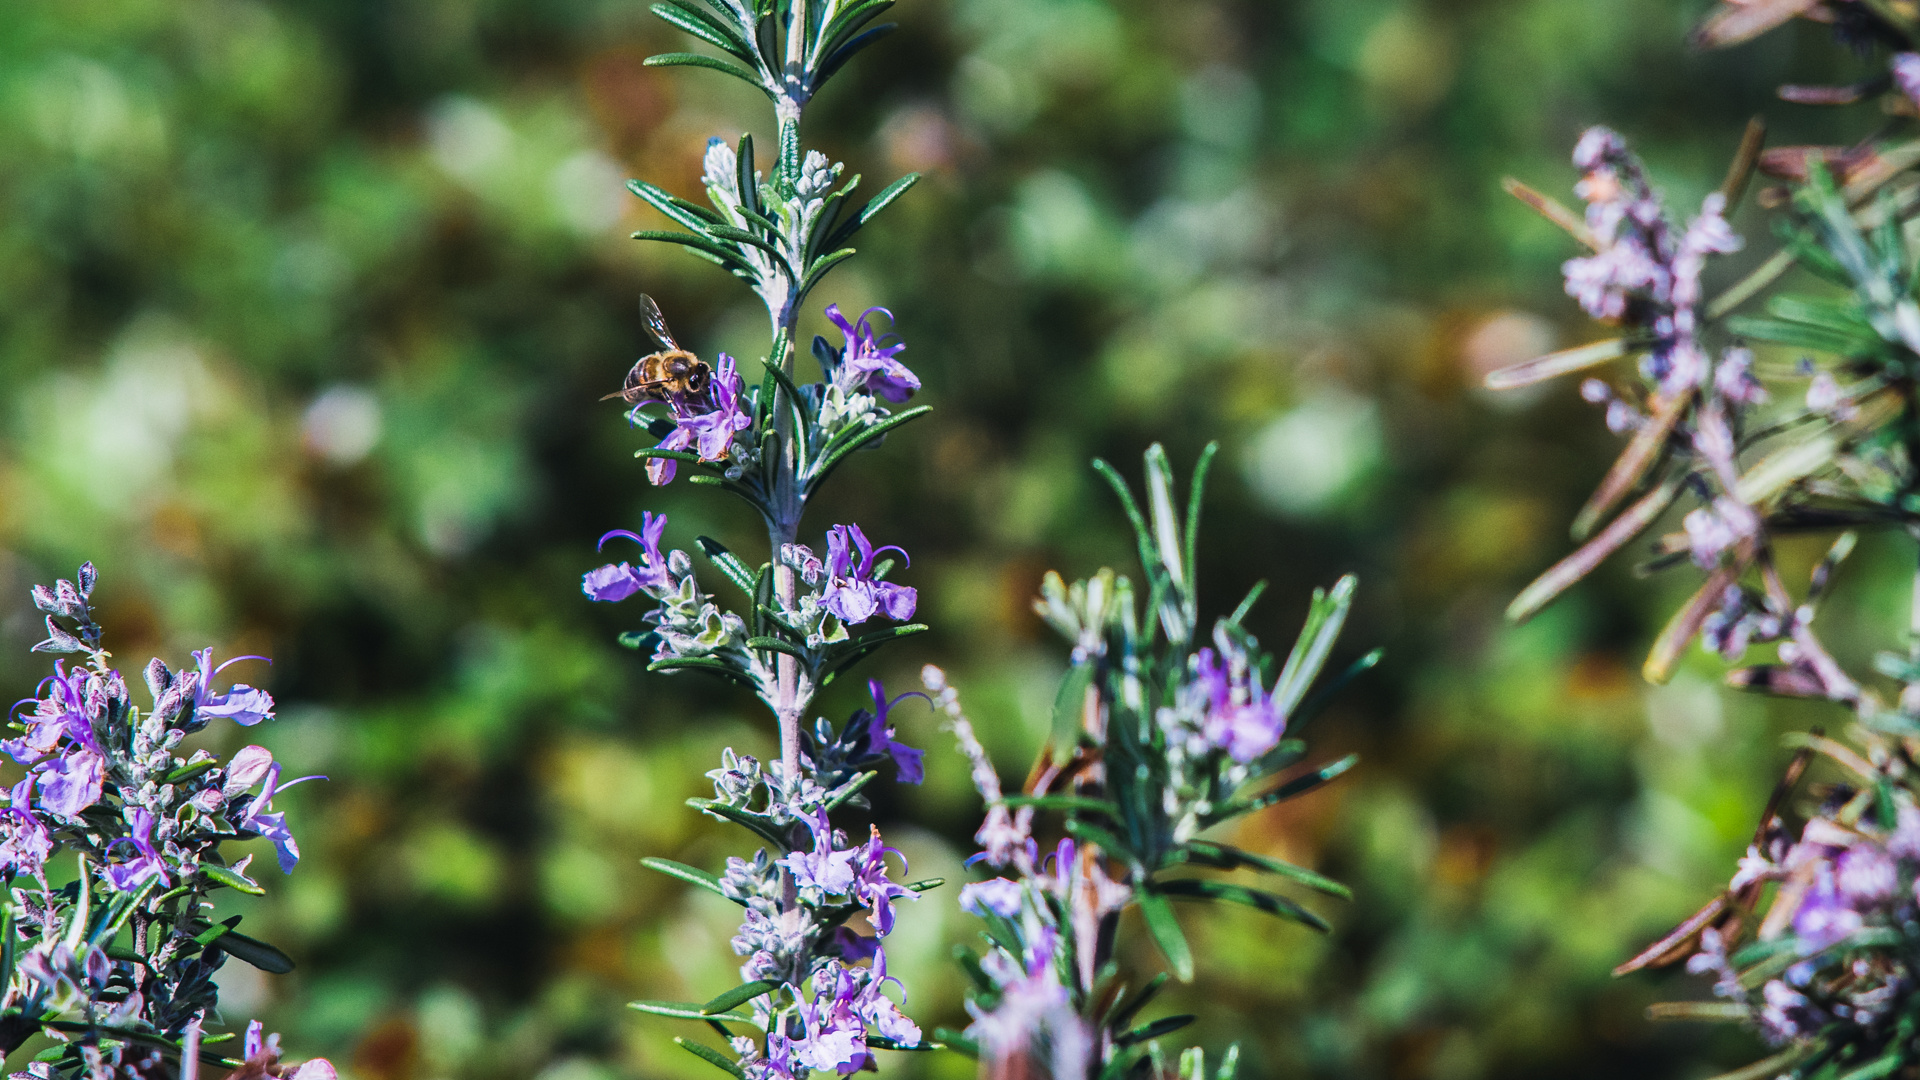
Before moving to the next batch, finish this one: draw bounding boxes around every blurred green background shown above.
[1,0,1907,1077]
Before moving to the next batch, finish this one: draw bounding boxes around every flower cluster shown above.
[816,305,918,432]
[780,524,918,639]
[638,352,754,486]
[1563,127,1746,401]
[679,691,927,1079]
[932,444,1365,1080]
[1656,733,1920,1067]
[0,564,331,1079]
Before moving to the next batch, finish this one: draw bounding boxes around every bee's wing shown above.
[638,294,680,351]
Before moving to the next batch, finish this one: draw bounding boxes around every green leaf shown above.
[200,862,266,896]
[1116,1014,1196,1048]
[1182,441,1219,593]
[162,759,218,785]
[651,2,758,60]
[906,877,945,892]
[933,1026,980,1059]
[1002,793,1116,815]
[806,406,933,491]
[635,448,703,463]
[745,635,808,660]
[1174,841,1351,899]
[215,929,297,974]
[1091,458,1155,579]
[696,536,759,596]
[951,946,995,994]
[1048,661,1096,764]
[813,23,898,86]
[708,223,789,264]
[818,623,930,684]
[1104,972,1167,1033]
[823,770,877,813]
[1272,576,1357,717]
[674,1037,747,1079]
[824,172,918,250]
[686,798,791,850]
[1136,890,1194,982]
[701,980,781,1015]
[798,246,858,302]
[626,179,722,233]
[1063,817,1137,864]
[1154,878,1331,933]
[1226,579,1268,627]
[630,229,750,271]
[1214,754,1359,820]
[642,52,769,94]
[648,656,758,689]
[639,857,733,902]
[1724,314,1871,356]
[630,999,752,1022]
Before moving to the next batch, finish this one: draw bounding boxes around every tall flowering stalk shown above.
[925,447,1377,1080]
[582,2,938,1076]
[1,564,331,1079]
[1495,5,1920,1077]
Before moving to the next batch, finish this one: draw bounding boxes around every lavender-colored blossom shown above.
[1836,844,1899,907]
[959,878,1024,919]
[1793,863,1863,953]
[1714,347,1768,407]
[1758,979,1820,1046]
[854,680,925,783]
[850,825,916,935]
[583,513,675,602]
[7,661,96,765]
[235,763,322,873]
[784,811,860,896]
[1683,498,1759,569]
[820,525,916,626]
[103,808,170,893]
[1189,646,1285,763]
[644,354,752,485]
[1896,52,1920,107]
[38,746,105,819]
[190,649,277,727]
[824,305,918,403]
[0,777,51,880]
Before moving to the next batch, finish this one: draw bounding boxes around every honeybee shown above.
[602,295,712,405]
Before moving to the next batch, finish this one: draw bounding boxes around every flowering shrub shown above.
[925,446,1375,1079]
[584,2,1379,1078]
[2,564,330,1079]
[1495,4,1920,1077]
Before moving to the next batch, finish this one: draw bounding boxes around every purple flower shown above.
[0,777,52,880]
[645,354,752,485]
[190,649,276,727]
[783,810,859,896]
[793,955,922,1073]
[857,680,925,783]
[37,747,104,819]
[1896,52,1920,108]
[1190,648,1285,763]
[820,524,916,626]
[103,808,171,893]
[959,878,1024,919]
[824,305,918,403]
[850,825,917,935]
[1836,844,1899,907]
[583,513,674,602]
[235,761,324,873]
[1793,862,1863,953]
[7,661,96,764]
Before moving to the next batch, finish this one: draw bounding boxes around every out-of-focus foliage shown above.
[0,0,1879,1077]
